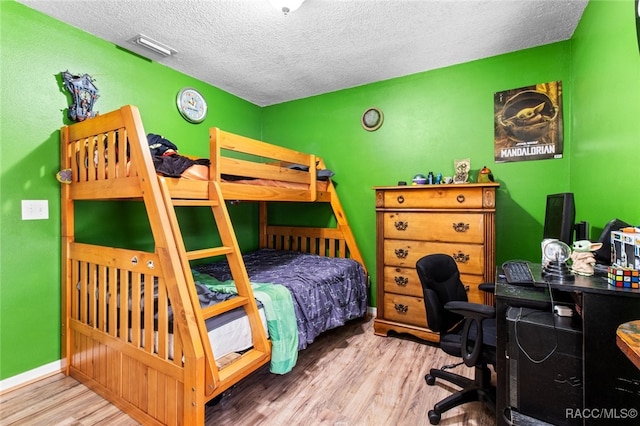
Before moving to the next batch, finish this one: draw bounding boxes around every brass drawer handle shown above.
[464,285,470,292]
[456,194,465,203]
[394,303,408,314]
[397,195,405,204]
[394,276,409,287]
[452,251,470,264]
[452,222,469,232]
[394,221,408,231]
[394,248,408,259]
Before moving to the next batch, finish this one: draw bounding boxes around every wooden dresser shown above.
[373,183,499,342]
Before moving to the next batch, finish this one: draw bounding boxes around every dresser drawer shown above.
[383,212,484,243]
[383,266,422,297]
[383,239,485,275]
[384,266,484,302]
[381,187,486,209]
[383,293,428,328]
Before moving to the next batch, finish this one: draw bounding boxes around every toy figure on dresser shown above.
[570,240,603,276]
[453,158,470,183]
[412,174,427,185]
[427,171,435,184]
[477,166,495,183]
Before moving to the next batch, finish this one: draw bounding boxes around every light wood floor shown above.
[1,316,495,425]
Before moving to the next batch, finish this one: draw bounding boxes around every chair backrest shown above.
[416,254,468,332]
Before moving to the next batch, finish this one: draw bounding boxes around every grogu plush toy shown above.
[570,240,603,276]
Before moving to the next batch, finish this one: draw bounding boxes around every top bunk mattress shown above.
[194,249,367,349]
[179,162,330,192]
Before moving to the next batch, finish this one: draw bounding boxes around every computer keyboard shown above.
[502,261,535,286]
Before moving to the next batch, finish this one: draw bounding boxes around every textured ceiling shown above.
[18,0,588,106]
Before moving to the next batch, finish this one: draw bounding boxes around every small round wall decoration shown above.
[176,87,207,123]
[361,107,384,131]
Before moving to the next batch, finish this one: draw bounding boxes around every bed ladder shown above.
[157,177,271,399]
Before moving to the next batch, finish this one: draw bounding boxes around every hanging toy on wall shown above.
[61,70,99,122]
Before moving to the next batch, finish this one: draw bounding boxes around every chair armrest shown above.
[444,301,496,367]
[444,301,495,321]
[478,282,495,293]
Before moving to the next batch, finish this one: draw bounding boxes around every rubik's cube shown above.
[607,266,639,289]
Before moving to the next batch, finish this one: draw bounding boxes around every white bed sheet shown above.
[149,305,268,361]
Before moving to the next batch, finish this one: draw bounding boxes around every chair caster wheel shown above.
[428,410,441,425]
[425,374,436,385]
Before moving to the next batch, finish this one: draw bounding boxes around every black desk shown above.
[496,264,640,426]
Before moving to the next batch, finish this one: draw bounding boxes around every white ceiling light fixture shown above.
[128,34,176,58]
[268,0,306,16]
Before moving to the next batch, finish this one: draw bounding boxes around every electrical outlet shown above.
[22,200,49,220]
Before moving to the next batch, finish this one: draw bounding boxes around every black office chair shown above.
[416,254,497,425]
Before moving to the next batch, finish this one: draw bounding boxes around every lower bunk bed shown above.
[135,248,367,374]
[190,248,367,376]
[60,105,367,425]
[195,248,368,352]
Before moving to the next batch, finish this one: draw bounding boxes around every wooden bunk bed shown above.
[60,105,367,425]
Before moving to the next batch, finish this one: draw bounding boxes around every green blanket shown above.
[191,269,298,374]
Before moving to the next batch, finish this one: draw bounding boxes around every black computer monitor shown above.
[542,193,576,245]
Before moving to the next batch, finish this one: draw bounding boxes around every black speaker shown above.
[574,221,589,241]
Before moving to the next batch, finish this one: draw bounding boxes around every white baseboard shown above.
[367,306,377,317]
[0,359,64,394]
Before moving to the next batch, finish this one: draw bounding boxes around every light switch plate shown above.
[22,200,49,220]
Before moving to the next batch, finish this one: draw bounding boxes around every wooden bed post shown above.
[59,125,73,373]
[319,158,367,276]
[259,202,268,248]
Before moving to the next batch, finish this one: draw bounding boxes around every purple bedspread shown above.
[195,249,368,350]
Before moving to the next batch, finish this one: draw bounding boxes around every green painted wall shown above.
[0,2,262,380]
[262,0,640,305]
[262,43,573,297]
[570,0,640,229]
[1,0,639,381]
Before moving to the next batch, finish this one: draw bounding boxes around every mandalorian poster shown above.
[494,81,563,163]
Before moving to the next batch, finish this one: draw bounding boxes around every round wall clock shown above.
[176,87,207,123]
[361,107,384,131]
